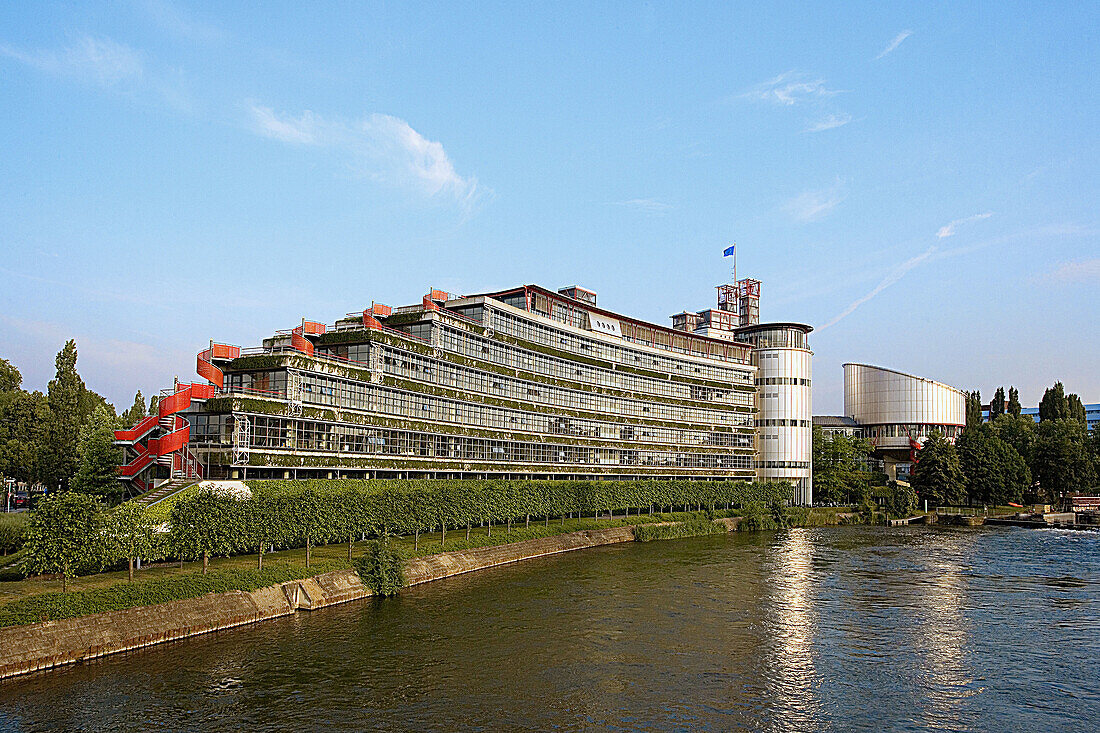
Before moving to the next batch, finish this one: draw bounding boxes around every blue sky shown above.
[1,1,1097,414]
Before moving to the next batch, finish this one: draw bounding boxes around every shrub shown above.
[632,516,726,542]
[355,537,405,596]
[0,513,28,555]
[740,502,774,531]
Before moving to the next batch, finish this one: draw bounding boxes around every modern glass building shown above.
[841,363,966,480]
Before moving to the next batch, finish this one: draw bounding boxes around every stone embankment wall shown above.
[0,526,637,681]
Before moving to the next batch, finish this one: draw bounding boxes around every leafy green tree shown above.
[1067,394,1087,427]
[355,537,405,596]
[989,386,1005,421]
[911,431,966,507]
[170,490,239,573]
[1039,382,1070,422]
[24,492,105,591]
[0,388,49,485]
[1007,386,1022,417]
[1032,418,1095,507]
[108,502,155,581]
[884,481,919,518]
[812,426,873,504]
[147,395,159,417]
[990,438,1029,505]
[965,391,984,430]
[240,493,285,569]
[40,341,84,491]
[72,404,122,503]
[120,391,146,428]
[957,424,1030,506]
[0,358,21,393]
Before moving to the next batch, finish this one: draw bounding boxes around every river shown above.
[1,525,1097,731]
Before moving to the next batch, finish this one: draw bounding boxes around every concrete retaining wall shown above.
[0,526,636,681]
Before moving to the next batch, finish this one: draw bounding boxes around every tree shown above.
[120,391,146,428]
[884,481,919,518]
[108,502,155,582]
[170,490,239,573]
[1032,419,1095,508]
[990,413,1036,464]
[989,387,1006,421]
[911,431,966,507]
[990,438,1030,506]
[24,492,105,591]
[72,404,122,503]
[957,424,1029,506]
[811,426,874,505]
[1039,382,1069,422]
[0,388,49,485]
[241,493,286,569]
[0,358,21,393]
[40,341,84,491]
[1067,394,1087,427]
[1007,386,1022,417]
[147,395,159,417]
[965,390,984,430]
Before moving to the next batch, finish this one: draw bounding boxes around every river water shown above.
[1,526,1098,732]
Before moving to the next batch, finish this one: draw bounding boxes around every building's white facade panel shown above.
[753,343,812,504]
[843,363,965,450]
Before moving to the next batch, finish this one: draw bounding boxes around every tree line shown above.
[22,478,794,589]
[913,382,1099,507]
[1,345,154,506]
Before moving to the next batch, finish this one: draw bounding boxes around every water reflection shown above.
[2,527,1097,732]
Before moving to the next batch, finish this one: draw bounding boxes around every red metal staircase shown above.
[115,342,239,496]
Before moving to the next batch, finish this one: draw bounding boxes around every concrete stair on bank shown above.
[133,479,196,507]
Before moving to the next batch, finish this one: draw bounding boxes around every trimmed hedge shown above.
[0,560,344,628]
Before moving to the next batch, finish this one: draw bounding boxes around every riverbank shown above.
[0,508,855,680]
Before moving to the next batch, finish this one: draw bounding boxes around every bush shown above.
[355,537,405,596]
[632,517,725,542]
[884,482,919,519]
[0,560,343,628]
[740,502,774,531]
[0,513,28,555]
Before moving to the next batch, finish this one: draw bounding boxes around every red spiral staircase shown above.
[114,342,240,495]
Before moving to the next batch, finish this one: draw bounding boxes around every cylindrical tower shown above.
[737,323,814,505]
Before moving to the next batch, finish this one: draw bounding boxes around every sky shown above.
[1,1,1097,415]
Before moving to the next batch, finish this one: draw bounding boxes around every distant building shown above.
[812,364,966,482]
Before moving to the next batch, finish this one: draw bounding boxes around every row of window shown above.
[377,344,751,423]
[244,416,754,470]
[489,308,750,383]
[754,377,811,386]
[755,419,812,427]
[862,424,964,440]
[292,372,754,447]
[760,461,811,470]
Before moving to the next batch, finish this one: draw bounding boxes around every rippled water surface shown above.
[2,526,1098,732]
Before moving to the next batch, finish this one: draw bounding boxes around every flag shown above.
[723,244,736,257]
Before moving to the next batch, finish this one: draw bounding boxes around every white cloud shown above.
[743,71,841,106]
[783,180,846,222]
[612,198,673,214]
[805,113,852,133]
[0,35,144,86]
[876,30,912,60]
[1044,258,1100,283]
[246,103,479,205]
[936,212,992,239]
[818,245,937,330]
[138,0,225,43]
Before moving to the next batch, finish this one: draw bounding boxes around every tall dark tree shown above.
[965,390,984,430]
[958,424,1029,506]
[1067,394,1087,427]
[120,391,146,428]
[1007,386,1022,417]
[1039,382,1070,422]
[40,341,85,491]
[990,413,1036,467]
[147,395,159,417]
[1032,418,1095,507]
[989,386,1006,420]
[911,431,966,507]
[0,358,21,393]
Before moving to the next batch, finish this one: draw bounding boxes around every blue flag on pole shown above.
[723,245,736,257]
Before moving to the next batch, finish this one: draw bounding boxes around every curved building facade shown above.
[739,324,813,505]
[843,363,965,479]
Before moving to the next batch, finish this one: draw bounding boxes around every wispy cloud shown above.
[138,0,226,43]
[783,180,846,222]
[0,35,144,86]
[936,212,992,239]
[805,113,852,133]
[876,30,912,60]
[1043,258,1100,283]
[611,198,673,214]
[246,103,480,206]
[742,71,841,106]
[818,245,937,330]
